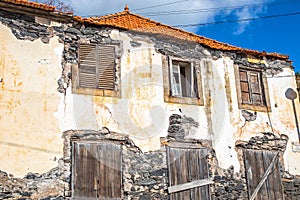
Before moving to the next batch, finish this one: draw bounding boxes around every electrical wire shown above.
[81,0,189,17]
[131,0,189,12]
[139,0,298,16]
[174,11,300,27]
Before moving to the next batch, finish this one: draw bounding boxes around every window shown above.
[72,141,122,199]
[239,69,265,106]
[235,66,271,112]
[162,56,203,105]
[72,43,120,97]
[170,61,198,98]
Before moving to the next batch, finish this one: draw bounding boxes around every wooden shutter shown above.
[239,70,251,104]
[167,146,210,200]
[97,45,115,90]
[79,44,97,88]
[72,141,122,199]
[244,149,283,200]
[239,69,265,106]
[249,72,263,105]
[78,44,115,90]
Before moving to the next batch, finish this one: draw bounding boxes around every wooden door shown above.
[244,149,283,200]
[72,141,122,199]
[167,146,210,200]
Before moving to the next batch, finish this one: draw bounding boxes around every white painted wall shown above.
[1,24,299,177]
[0,22,64,177]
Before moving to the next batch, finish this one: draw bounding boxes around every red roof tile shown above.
[1,1,289,60]
[2,0,56,11]
[74,7,289,60]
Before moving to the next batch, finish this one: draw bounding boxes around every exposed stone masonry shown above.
[63,130,169,200]
[0,8,298,200]
[0,167,65,199]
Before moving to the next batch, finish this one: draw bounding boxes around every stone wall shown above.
[62,130,169,200]
[0,167,65,199]
[282,175,300,200]
[0,7,299,200]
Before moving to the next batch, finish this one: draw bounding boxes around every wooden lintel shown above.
[168,178,214,194]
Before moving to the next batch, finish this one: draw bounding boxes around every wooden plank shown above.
[168,178,214,194]
[249,152,279,200]
[167,146,211,200]
[181,149,190,199]
[72,142,122,199]
[199,148,210,200]
[189,149,200,199]
[264,152,283,199]
[262,151,275,200]
[72,142,97,198]
[97,142,122,198]
[244,149,259,199]
[255,151,268,199]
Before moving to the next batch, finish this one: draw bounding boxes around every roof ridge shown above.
[96,11,241,49]
[73,9,289,60]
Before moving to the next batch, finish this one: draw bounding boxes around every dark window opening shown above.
[170,61,198,98]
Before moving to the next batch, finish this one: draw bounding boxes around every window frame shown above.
[72,43,121,97]
[234,65,271,112]
[162,56,204,105]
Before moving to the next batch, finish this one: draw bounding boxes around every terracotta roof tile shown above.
[74,9,289,60]
[1,0,55,11]
[1,1,288,60]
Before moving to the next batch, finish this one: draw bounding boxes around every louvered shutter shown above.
[79,44,97,88]
[78,44,115,90]
[97,45,115,90]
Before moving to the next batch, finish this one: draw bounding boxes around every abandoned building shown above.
[0,0,300,199]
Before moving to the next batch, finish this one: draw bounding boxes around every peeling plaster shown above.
[0,22,63,177]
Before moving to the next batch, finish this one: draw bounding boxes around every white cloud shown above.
[62,0,272,34]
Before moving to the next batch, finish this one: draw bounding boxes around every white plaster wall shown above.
[2,22,299,177]
[58,30,300,175]
[58,30,211,151]
[0,23,64,177]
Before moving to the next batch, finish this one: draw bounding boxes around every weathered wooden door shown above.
[72,141,122,199]
[244,149,283,200]
[167,146,211,200]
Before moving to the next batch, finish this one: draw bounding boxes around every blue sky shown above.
[49,0,300,71]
